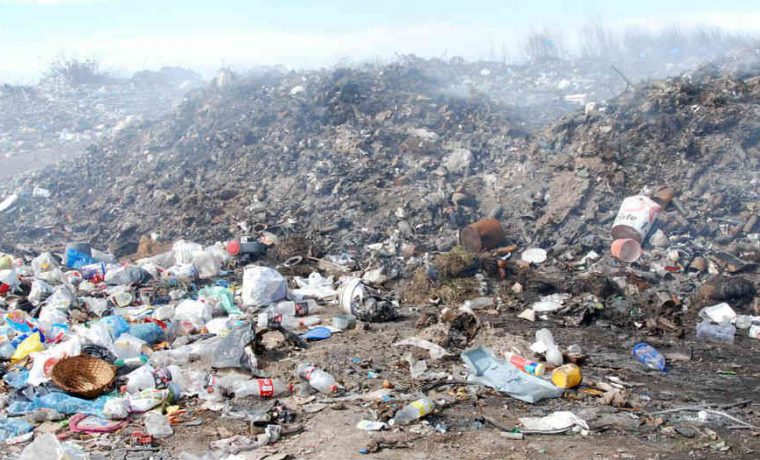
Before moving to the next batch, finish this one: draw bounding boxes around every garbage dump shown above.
[0,51,759,459]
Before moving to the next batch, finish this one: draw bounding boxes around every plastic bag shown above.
[163,264,199,283]
[3,370,29,389]
[31,252,58,275]
[461,346,563,404]
[8,392,108,417]
[114,333,148,359]
[129,322,165,344]
[45,284,78,309]
[19,432,87,460]
[65,248,96,269]
[198,285,240,315]
[11,332,44,362]
[105,264,151,286]
[28,336,81,386]
[172,240,203,264]
[241,266,287,307]
[103,397,130,420]
[29,279,55,305]
[292,272,337,300]
[212,322,255,370]
[0,417,33,442]
[174,299,212,330]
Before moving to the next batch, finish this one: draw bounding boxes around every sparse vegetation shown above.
[43,55,111,86]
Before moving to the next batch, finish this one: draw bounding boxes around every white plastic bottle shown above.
[233,378,292,398]
[272,299,322,317]
[296,363,339,393]
[390,398,434,425]
[257,312,321,330]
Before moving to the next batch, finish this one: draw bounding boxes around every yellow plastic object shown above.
[11,332,44,363]
[551,364,582,389]
[0,255,12,270]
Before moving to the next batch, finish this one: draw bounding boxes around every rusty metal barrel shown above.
[459,218,507,253]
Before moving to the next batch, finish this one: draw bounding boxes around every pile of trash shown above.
[0,53,759,458]
[0,66,201,172]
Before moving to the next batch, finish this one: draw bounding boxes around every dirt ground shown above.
[76,308,760,460]
[0,142,88,180]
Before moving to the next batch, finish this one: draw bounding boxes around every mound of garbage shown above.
[0,54,759,459]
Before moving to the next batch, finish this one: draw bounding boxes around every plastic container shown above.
[390,398,434,425]
[551,364,582,389]
[632,342,666,371]
[332,314,357,330]
[504,352,545,376]
[696,321,736,344]
[233,378,292,398]
[296,363,339,393]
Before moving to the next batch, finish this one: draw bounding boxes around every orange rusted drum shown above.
[459,219,507,253]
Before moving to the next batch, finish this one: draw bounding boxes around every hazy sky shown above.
[1,0,759,82]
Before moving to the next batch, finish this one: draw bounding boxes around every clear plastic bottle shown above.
[632,342,666,371]
[390,398,434,425]
[233,378,292,398]
[696,322,736,344]
[296,363,339,393]
[272,299,322,317]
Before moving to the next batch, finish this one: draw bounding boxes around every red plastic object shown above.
[227,239,241,256]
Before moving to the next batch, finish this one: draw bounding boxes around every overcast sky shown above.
[1,0,759,82]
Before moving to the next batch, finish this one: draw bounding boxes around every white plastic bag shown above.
[172,240,203,265]
[28,336,81,386]
[241,266,286,307]
[174,299,212,330]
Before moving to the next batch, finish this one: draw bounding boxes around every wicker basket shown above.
[51,355,116,399]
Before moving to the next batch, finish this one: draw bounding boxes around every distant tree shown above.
[523,29,564,63]
[44,55,111,86]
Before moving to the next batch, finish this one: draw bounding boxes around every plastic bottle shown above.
[233,378,292,398]
[504,352,545,376]
[125,365,184,393]
[632,342,666,371]
[257,312,321,330]
[696,322,736,344]
[296,363,339,393]
[390,398,434,425]
[272,299,322,317]
[115,355,149,367]
[128,386,176,413]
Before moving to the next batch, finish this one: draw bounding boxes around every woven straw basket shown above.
[51,355,117,399]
